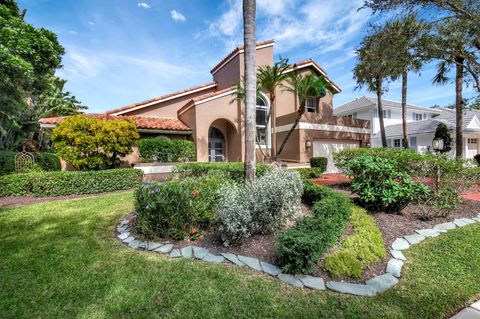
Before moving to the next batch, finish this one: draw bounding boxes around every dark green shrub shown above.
[277,183,352,274]
[134,176,227,239]
[0,151,61,175]
[474,154,480,167]
[0,168,143,197]
[302,179,335,206]
[310,157,327,171]
[292,168,322,179]
[138,138,195,163]
[324,206,386,278]
[173,162,271,183]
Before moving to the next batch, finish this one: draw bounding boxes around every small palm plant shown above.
[276,73,328,157]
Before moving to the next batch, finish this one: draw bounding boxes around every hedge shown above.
[172,162,272,183]
[0,168,143,197]
[0,151,61,175]
[277,182,352,274]
[310,157,327,172]
[138,138,195,163]
[324,206,386,278]
[292,168,323,180]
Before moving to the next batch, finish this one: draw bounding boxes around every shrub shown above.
[173,162,272,183]
[0,168,143,197]
[216,170,303,246]
[302,179,336,206]
[135,176,226,239]
[277,184,352,274]
[433,122,453,153]
[292,168,323,179]
[343,154,429,212]
[324,207,386,278]
[474,154,480,167]
[310,157,327,172]
[0,151,61,175]
[52,115,139,170]
[138,138,195,163]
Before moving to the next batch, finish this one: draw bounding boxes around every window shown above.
[256,97,269,145]
[347,112,357,119]
[468,138,478,144]
[382,110,391,119]
[306,97,316,113]
[393,139,405,148]
[413,112,427,121]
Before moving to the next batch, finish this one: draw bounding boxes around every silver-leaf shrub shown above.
[216,170,303,246]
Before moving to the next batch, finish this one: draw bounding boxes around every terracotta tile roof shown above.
[39,114,191,132]
[191,86,236,103]
[210,39,275,74]
[286,58,341,93]
[105,82,217,115]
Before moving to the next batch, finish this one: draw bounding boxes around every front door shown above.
[208,127,225,162]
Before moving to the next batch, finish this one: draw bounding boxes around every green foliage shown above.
[216,170,303,246]
[277,183,351,274]
[134,176,226,240]
[0,150,60,175]
[345,154,430,212]
[309,157,327,171]
[324,207,386,278]
[433,123,453,153]
[52,115,139,170]
[292,168,322,180]
[474,154,480,166]
[172,162,272,183]
[301,179,337,206]
[0,168,143,197]
[138,138,195,163]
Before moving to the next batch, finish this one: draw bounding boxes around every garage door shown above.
[312,140,359,173]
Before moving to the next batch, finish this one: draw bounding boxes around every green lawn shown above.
[0,192,479,319]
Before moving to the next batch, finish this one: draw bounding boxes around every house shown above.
[40,40,370,171]
[334,96,480,159]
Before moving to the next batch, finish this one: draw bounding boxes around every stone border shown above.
[116,214,480,296]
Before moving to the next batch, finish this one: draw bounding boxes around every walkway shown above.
[451,301,480,319]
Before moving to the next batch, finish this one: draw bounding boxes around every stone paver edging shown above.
[116,214,480,296]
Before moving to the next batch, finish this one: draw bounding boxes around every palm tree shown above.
[257,58,290,160]
[382,15,426,149]
[276,73,328,157]
[354,28,393,147]
[242,0,256,181]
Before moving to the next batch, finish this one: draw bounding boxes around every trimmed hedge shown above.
[138,138,195,163]
[277,182,352,274]
[292,168,323,180]
[0,151,61,175]
[302,179,336,206]
[172,162,272,183]
[135,176,226,240]
[324,206,386,278]
[310,157,327,172]
[0,168,143,197]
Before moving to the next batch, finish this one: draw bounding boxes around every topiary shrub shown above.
[173,162,272,183]
[474,154,480,167]
[324,206,386,278]
[135,176,227,240]
[310,157,327,172]
[215,170,303,246]
[277,184,352,274]
[138,138,195,163]
[0,168,143,197]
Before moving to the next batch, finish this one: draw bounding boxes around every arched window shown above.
[256,96,269,145]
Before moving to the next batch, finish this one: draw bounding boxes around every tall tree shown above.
[257,58,290,160]
[353,28,394,147]
[276,73,328,156]
[243,0,256,182]
[381,15,427,149]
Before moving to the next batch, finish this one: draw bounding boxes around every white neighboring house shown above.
[334,96,480,159]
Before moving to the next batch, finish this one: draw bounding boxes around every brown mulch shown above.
[127,193,480,282]
[0,190,131,209]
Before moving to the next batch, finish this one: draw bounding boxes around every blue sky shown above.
[18,0,476,113]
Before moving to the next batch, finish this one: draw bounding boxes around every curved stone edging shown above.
[116,214,480,296]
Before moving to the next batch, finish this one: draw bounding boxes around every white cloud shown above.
[137,2,151,9]
[68,30,78,35]
[170,10,186,22]
[209,0,242,38]
[88,21,95,26]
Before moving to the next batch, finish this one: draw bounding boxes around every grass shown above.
[0,192,479,318]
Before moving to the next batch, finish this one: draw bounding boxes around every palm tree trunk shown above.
[376,77,387,147]
[402,71,409,149]
[276,104,305,157]
[455,56,464,158]
[243,0,256,182]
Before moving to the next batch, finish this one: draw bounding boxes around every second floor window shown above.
[256,97,269,145]
[306,97,316,113]
[382,109,391,119]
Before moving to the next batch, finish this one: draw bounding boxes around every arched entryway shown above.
[208,127,226,162]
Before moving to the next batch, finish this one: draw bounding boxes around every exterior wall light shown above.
[305,140,312,149]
